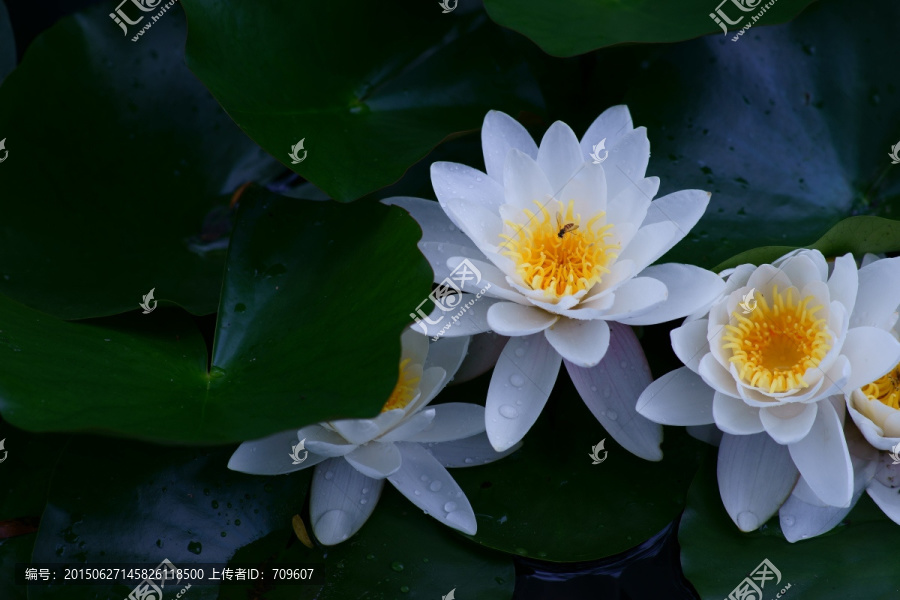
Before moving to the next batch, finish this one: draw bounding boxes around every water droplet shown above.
[187,541,202,555]
[620,360,628,369]
[475,176,483,182]
[391,561,404,572]
[414,490,421,496]
[509,374,525,387]
[234,519,241,526]
[400,585,410,593]
[516,399,522,405]
[211,501,218,509]
[783,515,795,527]
[429,480,443,492]
[324,470,334,480]
[736,511,759,531]
[514,347,526,358]
[362,487,369,494]
[464,457,474,464]
[606,410,618,421]
[366,553,375,560]
[590,386,597,392]
[234,303,246,313]
[499,405,518,419]
[360,498,368,505]
[203,488,210,496]
[420,474,430,482]
[315,510,353,543]
[220,532,227,537]
[444,501,457,512]
[446,510,471,530]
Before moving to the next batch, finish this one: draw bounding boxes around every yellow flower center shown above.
[862,363,900,409]
[498,199,619,299]
[380,358,421,412]
[722,286,831,394]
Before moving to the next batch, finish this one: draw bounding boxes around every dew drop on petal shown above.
[499,405,518,419]
[360,498,368,505]
[620,360,628,369]
[510,374,525,387]
[514,347,526,358]
[429,480,443,492]
[324,471,334,481]
[463,458,474,464]
[420,474,430,482]
[590,386,597,392]
[783,515,795,527]
[444,501,458,512]
[737,511,759,531]
[606,410,618,421]
[414,490,421,496]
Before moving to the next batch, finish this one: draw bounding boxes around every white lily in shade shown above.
[637,249,900,531]
[228,330,515,545]
[385,106,724,458]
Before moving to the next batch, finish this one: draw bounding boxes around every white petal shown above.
[445,256,528,303]
[615,264,725,326]
[440,196,504,258]
[640,189,711,248]
[867,479,900,525]
[778,252,826,291]
[616,221,680,274]
[419,242,487,283]
[379,409,436,443]
[759,402,818,445]
[579,105,634,159]
[827,253,858,315]
[330,419,382,445]
[310,458,383,545]
[852,256,900,329]
[601,127,650,199]
[407,366,446,414]
[503,148,554,211]
[407,403,486,443]
[482,110,538,183]
[635,367,715,426]
[410,293,500,338]
[424,433,521,468]
[788,400,853,507]
[557,161,608,218]
[698,354,740,398]
[487,302,558,336]
[451,331,508,384]
[605,177,658,245]
[671,319,709,372]
[599,276,668,321]
[713,391,764,435]
[424,335,471,385]
[545,318,611,368]
[228,429,328,475]
[430,162,505,213]
[389,442,478,534]
[842,326,900,392]
[566,322,662,461]
[343,442,403,480]
[718,432,798,531]
[383,196,484,253]
[537,121,585,193]
[301,424,359,458]
[486,333,562,451]
[687,424,723,446]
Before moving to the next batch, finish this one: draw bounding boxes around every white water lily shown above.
[228,330,514,545]
[386,106,724,458]
[637,249,900,531]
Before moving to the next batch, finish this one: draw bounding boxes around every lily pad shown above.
[447,374,705,561]
[220,486,515,600]
[680,454,900,598]
[625,0,900,269]
[180,0,542,201]
[0,190,433,443]
[0,3,279,320]
[484,0,817,57]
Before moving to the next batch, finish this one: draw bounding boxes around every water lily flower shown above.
[386,106,724,458]
[637,249,900,531]
[228,330,514,545]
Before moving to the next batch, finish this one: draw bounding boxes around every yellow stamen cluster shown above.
[380,358,421,412]
[498,199,619,299]
[722,286,831,394]
[862,364,900,410]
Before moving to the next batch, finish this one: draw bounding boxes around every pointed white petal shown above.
[310,458,383,545]
[759,402,818,445]
[545,318,611,368]
[486,333,562,451]
[566,322,662,460]
[556,160,607,220]
[718,432,798,531]
[640,189,710,247]
[600,127,650,199]
[389,442,478,534]
[407,403,486,443]
[788,400,853,507]
[599,277,668,321]
[504,148,554,211]
[228,429,328,475]
[671,319,709,372]
[826,253,858,315]
[635,366,715,426]
[330,419,383,445]
[713,391,764,435]
[343,442,403,480]
[430,162,505,212]
[452,331,508,384]
[537,121,585,193]
[579,105,634,159]
[383,196,484,253]
[440,196,504,258]
[424,335,471,386]
[482,110,538,183]
[866,479,900,525]
[301,423,359,458]
[616,264,725,326]
[424,433,520,468]
[487,302,558,336]
[379,409,436,443]
[842,326,900,392]
[852,256,900,329]
[617,221,680,273]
